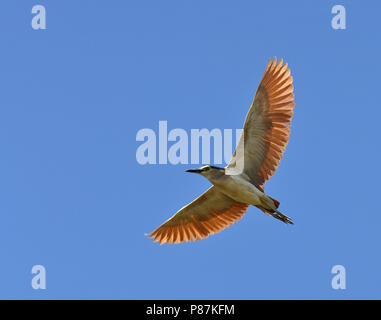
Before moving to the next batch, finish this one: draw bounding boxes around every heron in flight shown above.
[150,58,295,244]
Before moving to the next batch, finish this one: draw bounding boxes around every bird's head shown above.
[186,165,224,180]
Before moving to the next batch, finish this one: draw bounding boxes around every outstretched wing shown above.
[149,187,249,244]
[227,58,295,186]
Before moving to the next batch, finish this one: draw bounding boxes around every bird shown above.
[149,57,295,244]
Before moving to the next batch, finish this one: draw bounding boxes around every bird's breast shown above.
[211,175,263,206]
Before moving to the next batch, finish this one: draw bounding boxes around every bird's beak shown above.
[185,168,203,174]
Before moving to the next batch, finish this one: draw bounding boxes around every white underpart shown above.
[211,174,266,207]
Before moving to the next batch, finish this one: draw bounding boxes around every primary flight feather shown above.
[150,58,295,244]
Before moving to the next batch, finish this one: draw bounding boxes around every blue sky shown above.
[1,1,380,299]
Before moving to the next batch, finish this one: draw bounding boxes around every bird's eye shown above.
[204,167,210,171]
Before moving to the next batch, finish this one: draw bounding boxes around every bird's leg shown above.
[270,210,294,225]
[275,210,293,224]
[258,196,294,225]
